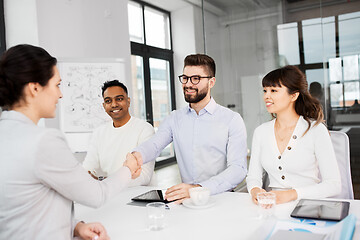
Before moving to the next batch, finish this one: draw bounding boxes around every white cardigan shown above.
[246,116,341,200]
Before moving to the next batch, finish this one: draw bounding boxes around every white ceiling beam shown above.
[183,0,227,16]
[220,12,279,26]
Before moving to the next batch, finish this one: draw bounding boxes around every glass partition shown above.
[200,0,360,198]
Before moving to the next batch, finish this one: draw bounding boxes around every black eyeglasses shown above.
[178,75,212,85]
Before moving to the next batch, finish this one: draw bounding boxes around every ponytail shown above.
[295,89,324,134]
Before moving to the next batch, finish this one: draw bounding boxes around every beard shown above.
[183,85,208,103]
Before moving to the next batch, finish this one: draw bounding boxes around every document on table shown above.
[266,214,356,240]
[269,230,325,240]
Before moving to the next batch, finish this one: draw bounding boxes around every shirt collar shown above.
[186,97,217,115]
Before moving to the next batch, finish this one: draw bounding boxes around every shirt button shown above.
[278,156,281,160]
[278,166,282,170]
[287,146,292,150]
[281,175,285,180]
[293,135,297,139]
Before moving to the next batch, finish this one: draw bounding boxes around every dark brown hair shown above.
[0,44,57,108]
[184,54,216,77]
[262,65,324,134]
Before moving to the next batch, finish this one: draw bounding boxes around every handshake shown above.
[123,152,143,179]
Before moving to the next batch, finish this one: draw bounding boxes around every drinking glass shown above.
[257,192,276,219]
[146,202,165,231]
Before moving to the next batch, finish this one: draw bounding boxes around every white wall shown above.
[4,0,39,46]
[202,10,225,107]
[202,7,282,147]
[172,4,281,147]
[172,5,225,109]
[4,0,132,129]
[172,5,197,109]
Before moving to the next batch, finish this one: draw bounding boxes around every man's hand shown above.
[250,187,266,204]
[165,183,201,204]
[270,189,298,204]
[74,221,110,240]
[123,153,141,179]
[131,151,143,166]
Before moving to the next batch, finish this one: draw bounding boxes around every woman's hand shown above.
[270,189,298,204]
[123,153,142,179]
[250,187,266,204]
[74,221,110,240]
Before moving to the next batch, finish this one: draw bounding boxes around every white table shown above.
[75,186,360,240]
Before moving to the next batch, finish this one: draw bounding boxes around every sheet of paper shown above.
[267,220,342,240]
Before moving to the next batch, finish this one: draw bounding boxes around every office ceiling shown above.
[204,0,280,12]
[142,0,189,11]
[143,0,360,16]
[143,0,281,15]
[143,0,279,12]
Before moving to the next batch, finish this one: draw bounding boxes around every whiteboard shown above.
[58,59,125,133]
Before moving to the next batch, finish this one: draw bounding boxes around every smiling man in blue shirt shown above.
[132,54,247,203]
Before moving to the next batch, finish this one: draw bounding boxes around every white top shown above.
[246,116,341,199]
[0,111,131,240]
[83,117,155,186]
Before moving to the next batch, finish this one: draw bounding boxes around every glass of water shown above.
[146,202,165,231]
[257,192,276,219]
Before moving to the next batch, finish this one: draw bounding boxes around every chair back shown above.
[330,130,354,199]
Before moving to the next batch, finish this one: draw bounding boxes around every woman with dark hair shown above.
[0,44,140,240]
[246,65,341,204]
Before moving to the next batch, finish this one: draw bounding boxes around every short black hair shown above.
[101,80,128,96]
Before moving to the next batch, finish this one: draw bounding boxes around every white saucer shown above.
[182,198,215,209]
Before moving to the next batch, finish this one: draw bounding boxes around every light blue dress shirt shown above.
[135,98,247,194]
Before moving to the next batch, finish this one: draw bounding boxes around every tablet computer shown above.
[131,190,170,203]
[290,199,350,221]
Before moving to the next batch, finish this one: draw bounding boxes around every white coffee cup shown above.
[189,187,210,206]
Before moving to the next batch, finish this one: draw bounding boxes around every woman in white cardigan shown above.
[0,45,141,240]
[246,65,341,204]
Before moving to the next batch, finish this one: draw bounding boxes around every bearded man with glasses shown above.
[130,54,248,203]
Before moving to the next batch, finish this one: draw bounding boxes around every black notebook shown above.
[131,190,170,203]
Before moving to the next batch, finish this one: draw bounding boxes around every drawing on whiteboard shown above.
[59,60,125,132]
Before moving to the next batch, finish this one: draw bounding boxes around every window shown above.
[0,0,6,55]
[128,0,176,167]
[302,17,335,64]
[339,12,360,57]
[277,22,300,65]
[277,11,360,126]
[329,55,360,107]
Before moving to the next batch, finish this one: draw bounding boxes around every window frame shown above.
[291,14,360,127]
[129,0,176,168]
[0,0,6,55]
